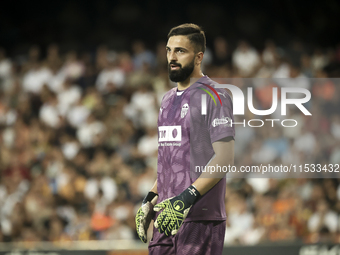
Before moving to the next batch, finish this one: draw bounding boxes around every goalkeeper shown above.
[135,23,234,255]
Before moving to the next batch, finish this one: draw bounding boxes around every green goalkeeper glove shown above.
[135,191,158,243]
[154,185,201,236]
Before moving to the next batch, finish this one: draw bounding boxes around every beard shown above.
[168,58,195,82]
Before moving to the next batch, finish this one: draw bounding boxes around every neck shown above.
[177,69,204,90]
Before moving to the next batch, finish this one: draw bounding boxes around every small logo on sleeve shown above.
[212,117,232,127]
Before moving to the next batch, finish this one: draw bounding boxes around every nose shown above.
[168,50,177,62]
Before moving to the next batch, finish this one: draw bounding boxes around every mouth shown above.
[170,64,180,70]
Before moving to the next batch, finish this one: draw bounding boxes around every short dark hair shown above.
[168,23,206,53]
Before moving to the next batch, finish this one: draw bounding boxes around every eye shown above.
[166,48,171,53]
[177,49,184,53]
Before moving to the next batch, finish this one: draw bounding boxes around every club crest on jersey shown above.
[181,103,189,118]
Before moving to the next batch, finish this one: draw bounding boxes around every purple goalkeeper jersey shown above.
[157,75,235,221]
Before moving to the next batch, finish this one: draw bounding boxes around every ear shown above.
[196,52,204,66]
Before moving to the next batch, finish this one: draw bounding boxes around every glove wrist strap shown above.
[181,185,201,205]
[143,191,158,204]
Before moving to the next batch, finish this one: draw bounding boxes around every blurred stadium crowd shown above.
[0,38,340,245]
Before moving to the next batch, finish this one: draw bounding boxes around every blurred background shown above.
[0,0,340,254]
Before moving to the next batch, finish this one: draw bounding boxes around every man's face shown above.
[166,35,196,82]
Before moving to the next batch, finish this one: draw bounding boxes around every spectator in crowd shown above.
[233,40,260,77]
[0,48,12,81]
[131,40,156,71]
[95,52,125,95]
[212,37,232,68]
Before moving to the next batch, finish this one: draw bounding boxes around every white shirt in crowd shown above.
[60,61,84,80]
[57,86,82,116]
[0,59,12,78]
[96,68,125,94]
[224,210,254,244]
[137,133,158,157]
[77,121,106,148]
[39,102,61,128]
[22,67,52,94]
[84,177,118,204]
[124,90,158,128]
[308,210,339,233]
[47,71,66,93]
[67,104,90,128]
[233,48,260,77]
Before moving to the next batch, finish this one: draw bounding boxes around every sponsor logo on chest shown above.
[158,126,182,142]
